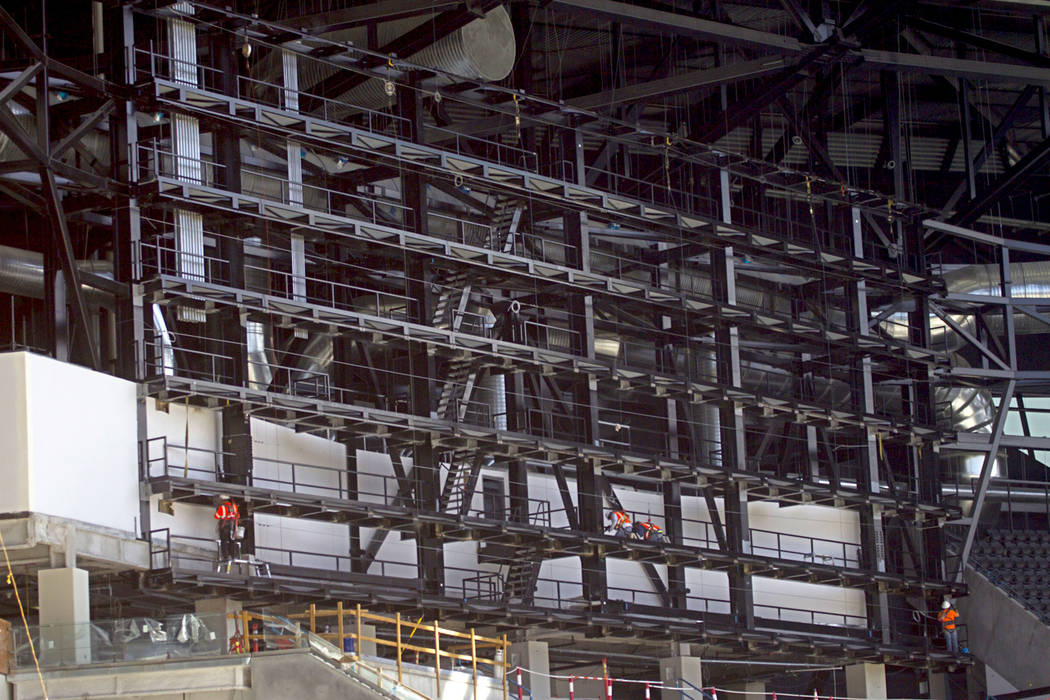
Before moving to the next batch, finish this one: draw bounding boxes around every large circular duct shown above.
[289,6,516,114]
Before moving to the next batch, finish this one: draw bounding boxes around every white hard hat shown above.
[941,601,950,609]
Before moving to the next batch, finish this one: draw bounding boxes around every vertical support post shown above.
[400,75,443,594]
[396,612,403,683]
[662,476,686,607]
[957,66,977,200]
[471,628,478,700]
[711,246,753,629]
[337,602,344,654]
[310,603,316,635]
[561,119,603,602]
[435,624,442,696]
[356,604,363,660]
[502,634,508,700]
[1037,16,1050,140]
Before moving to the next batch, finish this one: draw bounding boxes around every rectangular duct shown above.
[291,234,306,301]
[168,8,205,323]
[166,5,198,87]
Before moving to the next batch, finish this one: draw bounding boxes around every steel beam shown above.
[860,48,1050,84]
[569,56,789,111]
[548,0,804,52]
[950,136,1050,227]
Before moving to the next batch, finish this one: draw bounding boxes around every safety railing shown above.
[753,601,867,629]
[750,528,862,569]
[136,141,415,231]
[462,572,503,602]
[143,436,225,481]
[143,439,406,504]
[280,604,509,700]
[132,45,412,139]
[428,211,499,250]
[128,42,920,276]
[504,229,576,267]
[424,123,538,173]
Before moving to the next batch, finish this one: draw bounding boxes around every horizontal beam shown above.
[923,219,1050,256]
[861,48,1050,85]
[569,56,789,110]
[548,0,804,52]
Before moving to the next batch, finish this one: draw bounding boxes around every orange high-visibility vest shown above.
[612,511,631,527]
[938,608,959,630]
[214,501,240,521]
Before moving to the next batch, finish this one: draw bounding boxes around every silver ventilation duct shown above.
[0,244,113,307]
[288,6,516,113]
[877,263,1050,350]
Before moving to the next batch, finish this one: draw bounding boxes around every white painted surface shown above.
[255,514,352,571]
[0,353,30,514]
[252,419,346,498]
[0,353,138,533]
[144,396,221,479]
[749,501,861,567]
[752,576,866,626]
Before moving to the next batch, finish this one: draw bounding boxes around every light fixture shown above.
[153,111,164,123]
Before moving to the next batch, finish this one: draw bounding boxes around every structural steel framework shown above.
[3,0,1050,680]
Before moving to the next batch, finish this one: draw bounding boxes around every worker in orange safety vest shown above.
[214,497,240,560]
[606,510,632,539]
[938,600,960,654]
[637,520,664,543]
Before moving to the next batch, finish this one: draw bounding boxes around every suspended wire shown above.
[0,528,49,700]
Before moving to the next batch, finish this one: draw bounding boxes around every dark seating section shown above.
[971,529,1050,621]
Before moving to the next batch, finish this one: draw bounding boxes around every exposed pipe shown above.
[0,244,113,307]
[286,6,516,113]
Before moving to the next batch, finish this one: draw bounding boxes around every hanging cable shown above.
[0,528,49,700]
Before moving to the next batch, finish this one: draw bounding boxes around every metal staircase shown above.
[431,270,470,330]
[435,359,482,421]
[491,195,523,255]
[502,555,542,605]
[440,450,483,515]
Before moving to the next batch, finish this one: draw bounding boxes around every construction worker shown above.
[938,600,960,653]
[637,520,664,543]
[606,510,633,539]
[214,496,240,560]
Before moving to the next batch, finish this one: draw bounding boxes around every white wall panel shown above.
[356,449,401,504]
[684,569,731,614]
[255,514,351,571]
[23,353,138,533]
[150,494,216,542]
[748,502,861,567]
[145,397,221,478]
[752,576,866,627]
[251,419,345,498]
[0,353,30,514]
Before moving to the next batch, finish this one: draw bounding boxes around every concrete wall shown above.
[8,647,507,700]
[8,654,250,700]
[0,352,138,534]
[958,567,1050,691]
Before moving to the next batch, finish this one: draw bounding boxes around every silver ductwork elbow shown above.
[294,6,516,113]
